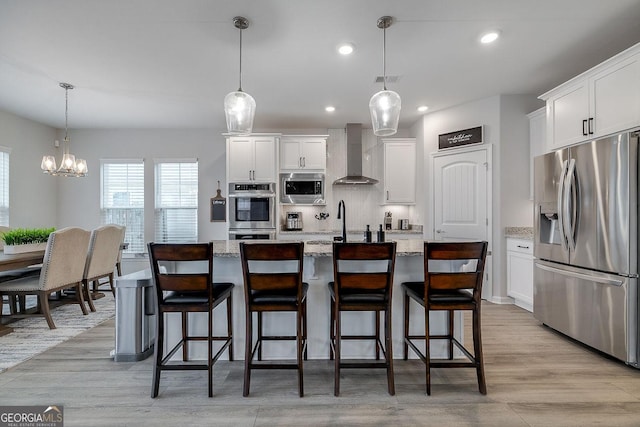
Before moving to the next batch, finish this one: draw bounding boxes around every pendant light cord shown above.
[64,85,70,154]
[382,24,387,90]
[238,26,243,92]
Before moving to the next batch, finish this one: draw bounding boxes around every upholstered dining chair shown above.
[402,241,489,395]
[82,224,125,311]
[0,227,91,329]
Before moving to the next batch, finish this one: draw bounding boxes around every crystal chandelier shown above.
[369,16,401,137]
[224,16,256,135]
[41,83,88,177]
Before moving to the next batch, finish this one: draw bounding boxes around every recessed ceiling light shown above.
[480,31,500,44]
[325,106,336,112]
[417,105,429,113]
[337,43,355,55]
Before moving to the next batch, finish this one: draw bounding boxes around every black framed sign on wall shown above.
[438,126,483,150]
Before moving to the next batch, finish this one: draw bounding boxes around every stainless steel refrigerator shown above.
[533,130,639,367]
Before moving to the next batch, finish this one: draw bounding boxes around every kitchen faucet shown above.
[337,200,347,242]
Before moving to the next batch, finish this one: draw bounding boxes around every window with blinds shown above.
[101,160,144,253]
[154,160,198,243]
[0,147,9,226]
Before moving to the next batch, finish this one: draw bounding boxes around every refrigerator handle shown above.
[557,159,569,251]
[535,262,624,287]
[564,158,577,251]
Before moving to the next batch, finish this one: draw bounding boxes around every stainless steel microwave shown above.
[280,173,325,205]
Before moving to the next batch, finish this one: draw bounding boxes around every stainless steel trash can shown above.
[114,269,156,362]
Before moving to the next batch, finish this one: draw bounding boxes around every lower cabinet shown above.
[506,238,533,312]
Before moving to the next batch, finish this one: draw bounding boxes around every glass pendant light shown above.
[224,16,256,135]
[369,16,401,137]
[41,83,88,177]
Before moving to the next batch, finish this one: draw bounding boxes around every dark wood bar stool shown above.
[329,242,397,396]
[240,242,307,397]
[402,241,488,395]
[148,242,234,398]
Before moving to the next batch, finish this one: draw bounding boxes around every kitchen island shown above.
[162,239,464,361]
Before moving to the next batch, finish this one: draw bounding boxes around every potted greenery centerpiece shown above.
[1,227,56,254]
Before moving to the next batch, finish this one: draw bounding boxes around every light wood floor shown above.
[1,302,639,426]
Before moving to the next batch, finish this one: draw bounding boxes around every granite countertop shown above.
[505,227,533,240]
[211,239,425,257]
[278,229,422,235]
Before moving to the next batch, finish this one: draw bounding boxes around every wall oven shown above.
[228,182,276,232]
[280,173,325,205]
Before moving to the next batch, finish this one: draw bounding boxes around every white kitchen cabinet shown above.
[227,135,277,182]
[383,138,416,204]
[528,107,546,200]
[541,45,640,150]
[506,238,533,312]
[280,136,327,171]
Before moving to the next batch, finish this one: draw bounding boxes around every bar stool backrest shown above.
[148,242,213,302]
[332,242,397,298]
[424,241,488,300]
[240,242,304,303]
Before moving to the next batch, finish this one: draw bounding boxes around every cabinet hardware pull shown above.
[302,157,306,167]
[299,157,302,167]
[386,191,389,200]
[588,117,594,135]
[516,245,530,249]
[582,119,588,136]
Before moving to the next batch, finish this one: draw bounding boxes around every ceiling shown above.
[1,0,639,131]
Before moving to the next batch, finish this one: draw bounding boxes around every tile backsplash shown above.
[279,127,420,233]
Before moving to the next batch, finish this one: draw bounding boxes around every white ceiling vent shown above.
[374,75,400,84]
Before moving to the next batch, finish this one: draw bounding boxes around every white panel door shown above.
[433,148,488,241]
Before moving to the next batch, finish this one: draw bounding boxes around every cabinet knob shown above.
[435,229,445,234]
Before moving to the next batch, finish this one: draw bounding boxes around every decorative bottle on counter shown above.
[364,225,372,243]
[377,224,385,242]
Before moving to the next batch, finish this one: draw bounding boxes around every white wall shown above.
[56,128,229,242]
[0,109,59,228]
[420,94,541,301]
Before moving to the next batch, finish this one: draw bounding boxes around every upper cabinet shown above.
[540,43,640,150]
[280,136,327,171]
[382,138,416,204]
[227,135,277,182]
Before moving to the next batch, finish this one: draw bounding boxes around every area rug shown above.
[0,293,115,373]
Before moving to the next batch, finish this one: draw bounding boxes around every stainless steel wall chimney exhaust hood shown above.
[333,123,379,185]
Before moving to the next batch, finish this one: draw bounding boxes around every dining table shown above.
[0,242,128,336]
[0,250,45,336]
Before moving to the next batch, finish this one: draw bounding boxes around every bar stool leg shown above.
[297,303,304,397]
[474,307,487,394]
[448,309,454,360]
[425,305,431,395]
[243,310,253,397]
[257,312,263,361]
[375,310,381,360]
[302,299,308,361]
[182,312,189,361]
[385,305,395,395]
[329,296,335,360]
[151,311,164,398]
[403,292,409,360]
[227,294,234,361]
[208,309,213,398]
[334,306,341,397]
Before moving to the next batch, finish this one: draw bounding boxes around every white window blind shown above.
[154,160,198,243]
[0,147,9,226]
[101,160,144,253]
